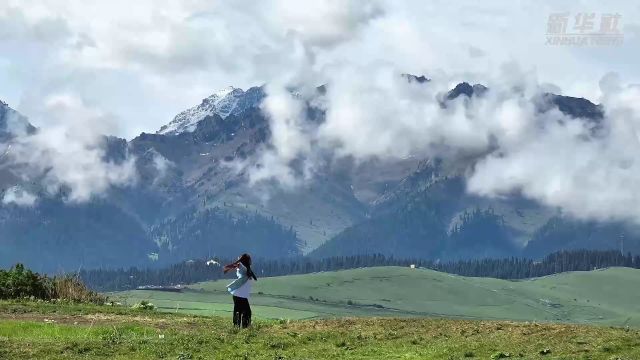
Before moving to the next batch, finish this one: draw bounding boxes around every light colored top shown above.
[227,264,253,299]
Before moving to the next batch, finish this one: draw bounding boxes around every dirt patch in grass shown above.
[0,307,209,330]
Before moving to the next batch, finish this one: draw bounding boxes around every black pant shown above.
[232,296,252,328]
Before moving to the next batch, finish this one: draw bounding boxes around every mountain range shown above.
[0,79,637,273]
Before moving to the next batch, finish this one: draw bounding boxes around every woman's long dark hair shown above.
[224,253,258,281]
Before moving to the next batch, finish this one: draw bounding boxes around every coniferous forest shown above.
[78,249,639,291]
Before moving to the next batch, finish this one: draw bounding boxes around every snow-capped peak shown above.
[212,86,236,98]
[157,86,265,135]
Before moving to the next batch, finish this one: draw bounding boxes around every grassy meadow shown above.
[1,300,640,359]
[113,266,640,327]
[3,266,640,359]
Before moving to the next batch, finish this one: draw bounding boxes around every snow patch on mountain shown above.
[157,86,265,135]
[2,185,37,206]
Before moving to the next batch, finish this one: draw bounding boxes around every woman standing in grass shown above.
[224,253,258,328]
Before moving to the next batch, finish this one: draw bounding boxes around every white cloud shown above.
[2,186,36,206]
[1,0,640,225]
[7,93,137,202]
[249,59,640,225]
[2,0,637,139]
[467,76,640,223]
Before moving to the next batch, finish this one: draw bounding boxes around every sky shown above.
[0,0,638,139]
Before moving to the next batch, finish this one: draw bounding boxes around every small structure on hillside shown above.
[136,285,183,293]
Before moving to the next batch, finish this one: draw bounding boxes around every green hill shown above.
[114,266,640,327]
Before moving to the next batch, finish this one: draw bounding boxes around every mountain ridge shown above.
[0,80,633,272]
[157,86,266,135]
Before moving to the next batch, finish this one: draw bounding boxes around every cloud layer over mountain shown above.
[2,0,638,137]
[1,0,640,226]
[3,93,137,203]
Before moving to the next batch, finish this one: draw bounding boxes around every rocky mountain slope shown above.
[0,80,635,272]
[311,84,639,259]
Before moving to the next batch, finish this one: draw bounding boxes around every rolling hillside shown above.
[114,266,640,327]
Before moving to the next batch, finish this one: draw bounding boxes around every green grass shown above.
[113,266,640,327]
[1,300,639,359]
[4,267,640,359]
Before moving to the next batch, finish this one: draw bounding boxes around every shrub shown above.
[0,264,49,299]
[50,276,106,304]
[132,300,156,311]
[0,263,106,304]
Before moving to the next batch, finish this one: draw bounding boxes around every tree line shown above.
[77,249,640,292]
